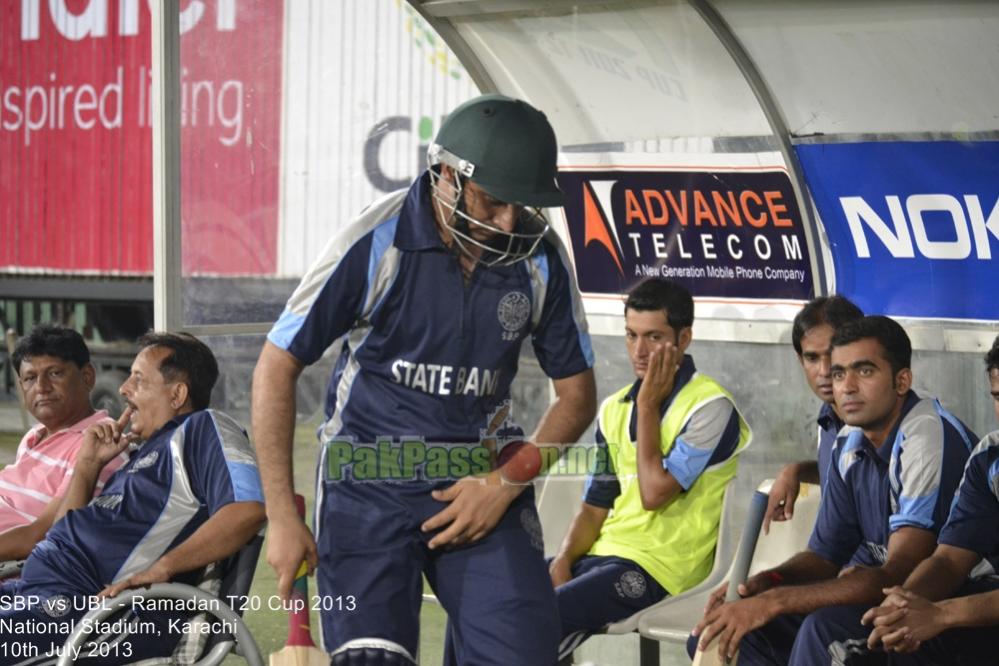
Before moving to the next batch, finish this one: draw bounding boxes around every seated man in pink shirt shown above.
[0,325,128,560]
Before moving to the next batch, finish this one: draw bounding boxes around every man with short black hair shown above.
[765,296,863,531]
[692,316,976,665]
[858,334,999,665]
[0,332,265,664]
[0,325,128,559]
[550,278,751,660]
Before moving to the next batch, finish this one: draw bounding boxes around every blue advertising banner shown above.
[556,167,813,302]
[796,141,999,321]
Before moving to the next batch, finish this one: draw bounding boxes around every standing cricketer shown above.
[252,94,596,665]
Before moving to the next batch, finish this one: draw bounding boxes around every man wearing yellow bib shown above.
[549,278,751,660]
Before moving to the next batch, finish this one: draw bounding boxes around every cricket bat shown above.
[269,494,328,666]
[481,402,511,462]
[693,489,769,666]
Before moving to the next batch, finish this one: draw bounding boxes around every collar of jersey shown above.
[394,171,449,252]
[817,402,842,433]
[867,390,921,463]
[139,410,197,447]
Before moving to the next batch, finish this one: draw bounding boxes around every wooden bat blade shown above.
[271,494,326,665]
[692,645,736,666]
[269,644,329,666]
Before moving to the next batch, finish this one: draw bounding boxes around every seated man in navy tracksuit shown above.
[691,316,976,665]
[858,334,999,665]
[0,333,265,664]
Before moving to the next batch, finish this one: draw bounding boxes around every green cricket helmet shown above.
[428,94,564,266]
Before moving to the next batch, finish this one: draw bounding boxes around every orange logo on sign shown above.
[582,182,624,275]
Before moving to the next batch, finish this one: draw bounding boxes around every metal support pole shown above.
[151,1,183,331]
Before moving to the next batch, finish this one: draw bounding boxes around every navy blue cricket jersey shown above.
[816,402,843,489]
[268,171,593,445]
[938,430,999,574]
[808,392,976,567]
[18,410,263,597]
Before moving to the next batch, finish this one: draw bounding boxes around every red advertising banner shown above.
[0,0,282,276]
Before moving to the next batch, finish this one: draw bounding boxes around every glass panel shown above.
[179,0,479,326]
[716,0,999,136]
[449,0,772,146]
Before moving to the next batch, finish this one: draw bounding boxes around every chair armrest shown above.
[637,590,712,643]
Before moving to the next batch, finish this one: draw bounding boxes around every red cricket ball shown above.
[498,440,542,484]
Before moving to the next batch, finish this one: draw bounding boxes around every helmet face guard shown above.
[429,150,549,267]
[426,95,564,267]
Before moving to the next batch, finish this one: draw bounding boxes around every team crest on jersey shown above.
[520,507,544,553]
[497,291,531,338]
[130,450,160,472]
[42,594,71,618]
[615,571,647,599]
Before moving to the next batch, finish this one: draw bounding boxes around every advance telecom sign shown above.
[557,161,814,304]
[796,141,999,321]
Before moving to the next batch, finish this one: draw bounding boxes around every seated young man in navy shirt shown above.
[691,316,977,665]
[0,332,265,664]
[765,296,863,530]
[859,334,999,665]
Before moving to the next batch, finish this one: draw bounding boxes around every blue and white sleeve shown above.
[186,411,264,514]
[528,236,594,380]
[663,398,740,490]
[807,433,864,566]
[267,222,379,366]
[583,421,620,509]
[938,434,999,557]
[888,409,955,533]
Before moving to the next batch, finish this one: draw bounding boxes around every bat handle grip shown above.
[286,493,318,647]
[725,490,768,603]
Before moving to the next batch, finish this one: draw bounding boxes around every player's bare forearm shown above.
[771,528,937,615]
[902,545,981,601]
[765,562,899,615]
[632,345,684,510]
[768,550,841,587]
[553,503,608,566]
[100,502,265,597]
[154,501,266,578]
[937,588,999,629]
[634,401,682,510]
[0,523,41,560]
[530,368,596,462]
[56,463,102,520]
[765,461,815,532]
[550,503,607,586]
[252,342,305,519]
[0,496,61,559]
[791,460,821,485]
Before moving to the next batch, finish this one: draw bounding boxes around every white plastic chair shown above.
[593,481,741,666]
[636,480,821,656]
[535,472,588,557]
